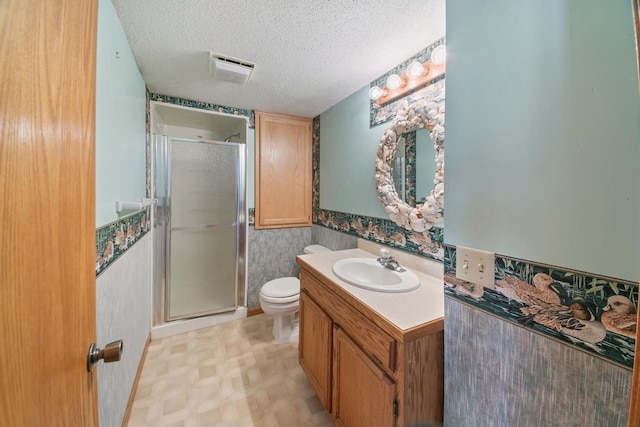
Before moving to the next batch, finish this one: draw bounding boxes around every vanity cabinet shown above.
[254,111,312,229]
[332,326,397,427]
[299,292,332,409]
[298,266,444,426]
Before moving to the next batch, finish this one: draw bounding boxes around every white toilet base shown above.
[271,312,299,344]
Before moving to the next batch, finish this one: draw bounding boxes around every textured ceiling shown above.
[111,0,445,118]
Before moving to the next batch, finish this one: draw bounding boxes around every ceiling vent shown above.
[209,53,255,85]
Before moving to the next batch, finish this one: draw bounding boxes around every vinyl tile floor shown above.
[127,314,334,427]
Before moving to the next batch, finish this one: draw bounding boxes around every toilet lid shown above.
[261,277,300,298]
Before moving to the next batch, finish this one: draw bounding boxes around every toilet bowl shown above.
[259,244,331,343]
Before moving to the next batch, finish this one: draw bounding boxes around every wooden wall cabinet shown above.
[254,111,312,229]
[298,267,444,427]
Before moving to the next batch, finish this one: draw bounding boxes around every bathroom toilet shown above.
[259,244,331,343]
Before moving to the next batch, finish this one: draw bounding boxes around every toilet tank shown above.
[303,244,330,254]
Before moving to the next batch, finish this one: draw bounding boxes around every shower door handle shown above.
[86,339,123,372]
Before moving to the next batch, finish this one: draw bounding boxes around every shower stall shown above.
[150,102,248,337]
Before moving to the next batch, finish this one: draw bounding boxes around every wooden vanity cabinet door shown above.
[332,327,397,427]
[254,111,312,229]
[299,291,333,411]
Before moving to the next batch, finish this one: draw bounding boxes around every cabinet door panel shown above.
[299,291,332,411]
[333,327,396,427]
[255,111,311,229]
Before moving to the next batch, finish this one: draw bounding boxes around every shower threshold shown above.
[150,306,248,340]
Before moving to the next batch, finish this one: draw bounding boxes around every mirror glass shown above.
[392,128,438,208]
[375,79,445,232]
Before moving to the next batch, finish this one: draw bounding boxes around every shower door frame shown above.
[153,135,247,323]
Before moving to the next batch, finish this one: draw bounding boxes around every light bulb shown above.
[369,86,384,100]
[386,74,402,90]
[431,44,446,65]
[407,60,424,78]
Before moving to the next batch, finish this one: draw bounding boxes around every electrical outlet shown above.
[455,246,495,289]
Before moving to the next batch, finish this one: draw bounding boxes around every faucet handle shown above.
[379,248,390,260]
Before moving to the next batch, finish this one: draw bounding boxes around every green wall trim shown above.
[444,244,638,370]
[96,209,151,277]
[313,208,443,261]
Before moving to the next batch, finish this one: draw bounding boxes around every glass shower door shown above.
[166,138,240,320]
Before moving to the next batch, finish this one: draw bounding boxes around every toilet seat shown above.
[260,293,299,304]
[260,277,300,303]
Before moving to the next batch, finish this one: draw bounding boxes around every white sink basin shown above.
[332,258,420,293]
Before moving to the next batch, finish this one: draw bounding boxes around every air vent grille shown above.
[209,52,255,85]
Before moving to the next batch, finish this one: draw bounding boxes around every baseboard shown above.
[121,333,151,427]
[248,307,264,316]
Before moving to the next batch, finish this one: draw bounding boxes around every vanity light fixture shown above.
[369,85,386,100]
[385,73,403,90]
[407,60,425,78]
[371,43,446,105]
[430,44,446,66]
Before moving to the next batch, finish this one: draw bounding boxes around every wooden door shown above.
[0,0,99,425]
[299,291,333,411]
[254,110,312,229]
[332,327,396,427]
[628,1,640,426]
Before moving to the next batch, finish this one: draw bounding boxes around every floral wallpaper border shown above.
[443,245,638,370]
[314,208,443,260]
[312,116,321,212]
[148,93,255,128]
[96,209,151,277]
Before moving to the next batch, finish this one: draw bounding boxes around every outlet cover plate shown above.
[455,246,495,289]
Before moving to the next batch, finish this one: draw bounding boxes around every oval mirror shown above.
[375,80,445,232]
[392,128,438,207]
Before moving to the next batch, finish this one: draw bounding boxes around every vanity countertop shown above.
[296,248,444,334]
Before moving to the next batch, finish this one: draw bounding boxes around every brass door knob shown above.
[87,340,123,372]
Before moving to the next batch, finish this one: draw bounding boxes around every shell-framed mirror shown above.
[374,80,445,232]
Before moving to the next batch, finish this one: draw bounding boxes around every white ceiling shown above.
[111,0,445,118]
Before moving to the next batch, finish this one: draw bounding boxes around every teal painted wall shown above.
[319,86,387,219]
[96,0,147,227]
[445,1,639,424]
[95,2,151,427]
[446,0,640,282]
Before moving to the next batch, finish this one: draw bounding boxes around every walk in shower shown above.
[151,102,248,336]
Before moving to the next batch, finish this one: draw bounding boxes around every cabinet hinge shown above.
[393,400,399,418]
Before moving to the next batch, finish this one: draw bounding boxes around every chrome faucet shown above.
[377,248,406,272]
